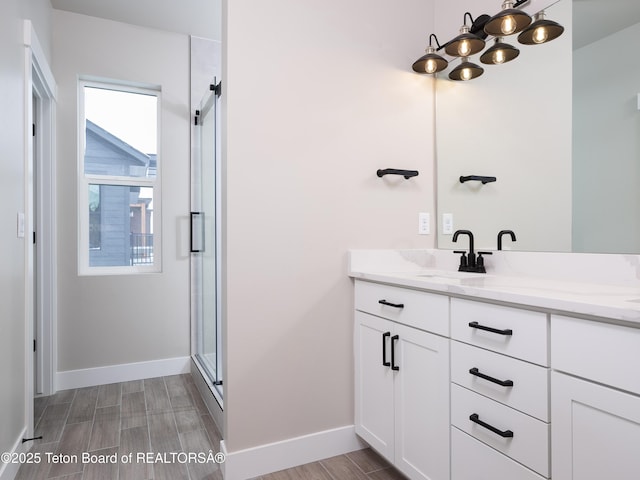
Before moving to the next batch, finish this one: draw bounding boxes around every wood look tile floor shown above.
[18,374,406,480]
[18,374,223,480]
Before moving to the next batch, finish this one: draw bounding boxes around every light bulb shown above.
[533,26,548,44]
[492,49,506,64]
[458,39,472,57]
[461,67,472,81]
[425,58,438,74]
[501,15,516,35]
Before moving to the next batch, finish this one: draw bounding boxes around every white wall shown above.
[53,11,191,374]
[0,0,52,472]
[223,0,437,453]
[435,0,572,252]
[573,22,640,253]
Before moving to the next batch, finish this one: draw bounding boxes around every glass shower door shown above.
[192,80,222,397]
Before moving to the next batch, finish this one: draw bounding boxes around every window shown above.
[78,80,161,274]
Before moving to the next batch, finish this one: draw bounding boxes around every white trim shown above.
[23,21,57,99]
[219,426,366,480]
[56,356,191,390]
[24,19,58,401]
[0,427,28,480]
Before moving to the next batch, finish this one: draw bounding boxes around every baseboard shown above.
[56,356,191,390]
[220,425,365,480]
[0,427,28,480]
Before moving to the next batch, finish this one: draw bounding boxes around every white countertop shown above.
[348,250,640,325]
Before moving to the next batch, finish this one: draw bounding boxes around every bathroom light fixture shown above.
[449,57,484,81]
[484,0,531,36]
[412,34,448,74]
[480,37,520,65]
[444,12,488,58]
[411,2,563,81]
[518,10,564,45]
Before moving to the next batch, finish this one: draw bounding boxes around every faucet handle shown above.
[476,251,492,272]
[453,250,468,269]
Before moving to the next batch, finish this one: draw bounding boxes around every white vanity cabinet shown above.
[352,264,640,480]
[450,298,550,480]
[551,315,640,480]
[354,280,450,480]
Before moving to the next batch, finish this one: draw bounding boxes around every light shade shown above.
[480,38,520,65]
[449,58,484,81]
[444,25,485,57]
[412,45,448,74]
[518,10,564,45]
[484,1,531,36]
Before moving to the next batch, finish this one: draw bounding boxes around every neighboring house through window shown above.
[78,80,161,274]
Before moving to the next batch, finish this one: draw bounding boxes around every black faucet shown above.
[453,229,492,273]
[497,230,517,250]
[453,229,475,267]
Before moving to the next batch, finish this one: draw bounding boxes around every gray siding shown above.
[89,185,131,266]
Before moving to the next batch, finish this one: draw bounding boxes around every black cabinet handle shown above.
[468,321,512,336]
[390,335,400,371]
[378,299,404,309]
[469,413,514,438]
[382,332,391,367]
[469,367,514,387]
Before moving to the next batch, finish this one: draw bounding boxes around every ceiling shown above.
[48,0,639,54]
[50,0,221,41]
[573,0,640,49]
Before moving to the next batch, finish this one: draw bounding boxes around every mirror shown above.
[436,0,640,254]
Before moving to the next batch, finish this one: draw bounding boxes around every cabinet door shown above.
[552,372,640,480]
[394,323,450,480]
[354,311,395,460]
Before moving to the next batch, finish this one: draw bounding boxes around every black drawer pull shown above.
[468,321,512,336]
[382,332,391,367]
[379,299,404,309]
[469,413,514,438]
[391,335,400,371]
[469,367,514,387]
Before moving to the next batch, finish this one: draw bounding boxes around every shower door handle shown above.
[190,212,205,253]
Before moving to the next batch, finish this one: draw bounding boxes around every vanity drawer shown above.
[451,298,548,366]
[451,383,550,477]
[354,280,448,336]
[451,427,546,480]
[552,315,640,395]
[451,341,549,421]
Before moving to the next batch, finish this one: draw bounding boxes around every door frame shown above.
[24,20,57,438]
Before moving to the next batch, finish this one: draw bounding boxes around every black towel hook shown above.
[460,175,496,185]
[377,169,419,180]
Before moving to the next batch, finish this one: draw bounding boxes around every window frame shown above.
[78,78,162,275]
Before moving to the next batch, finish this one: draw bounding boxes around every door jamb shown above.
[24,20,57,440]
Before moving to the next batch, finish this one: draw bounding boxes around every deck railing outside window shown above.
[130,233,153,265]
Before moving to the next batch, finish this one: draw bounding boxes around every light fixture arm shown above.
[429,34,443,49]
[463,12,475,27]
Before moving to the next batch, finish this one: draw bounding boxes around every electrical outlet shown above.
[418,212,430,234]
[442,213,453,235]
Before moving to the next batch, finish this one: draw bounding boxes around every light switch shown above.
[17,212,25,238]
[442,213,453,235]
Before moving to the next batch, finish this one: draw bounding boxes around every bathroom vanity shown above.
[350,249,640,480]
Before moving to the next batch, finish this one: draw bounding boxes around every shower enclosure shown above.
[191,79,222,399]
